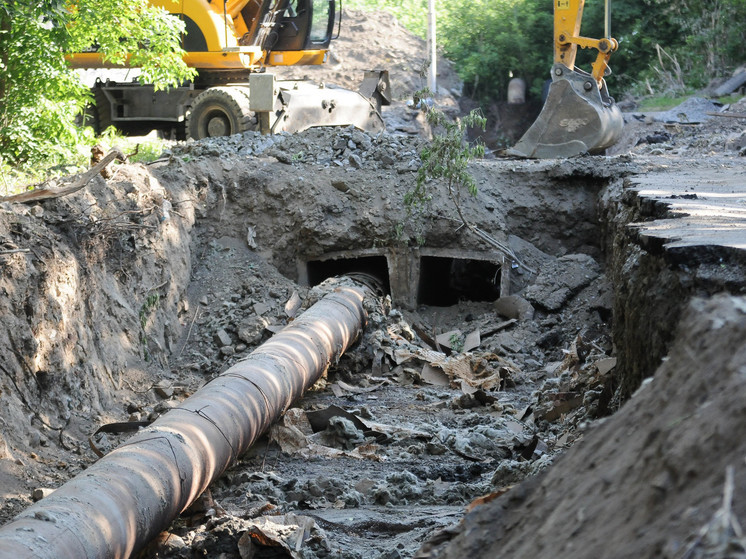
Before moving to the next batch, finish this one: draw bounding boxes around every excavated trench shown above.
[2,130,745,558]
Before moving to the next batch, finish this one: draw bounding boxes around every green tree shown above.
[432,0,554,101]
[648,0,746,89]
[0,0,193,168]
[407,104,486,227]
[405,96,524,267]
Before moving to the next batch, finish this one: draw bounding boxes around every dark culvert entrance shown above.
[417,256,501,307]
[306,255,391,294]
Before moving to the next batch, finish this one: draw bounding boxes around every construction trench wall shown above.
[148,142,746,415]
[2,131,745,556]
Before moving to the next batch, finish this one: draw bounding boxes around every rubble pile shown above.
[168,126,423,173]
[611,95,746,156]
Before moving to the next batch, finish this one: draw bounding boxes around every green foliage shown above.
[99,126,166,163]
[449,332,465,353]
[140,293,160,330]
[0,0,193,169]
[645,0,746,90]
[66,0,195,88]
[636,93,698,112]
[407,93,486,228]
[128,141,166,164]
[345,0,554,100]
[139,292,160,359]
[0,2,89,166]
[440,0,553,101]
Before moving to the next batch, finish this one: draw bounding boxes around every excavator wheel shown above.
[186,86,255,140]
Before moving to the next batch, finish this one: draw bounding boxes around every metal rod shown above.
[427,0,437,94]
[605,0,611,39]
[224,0,229,48]
[0,278,372,559]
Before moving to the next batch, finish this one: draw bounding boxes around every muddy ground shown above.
[2,8,746,559]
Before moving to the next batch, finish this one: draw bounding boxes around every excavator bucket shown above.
[508,64,623,158]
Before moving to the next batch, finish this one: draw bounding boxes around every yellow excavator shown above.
[67,0,390,140]
[509,0,623,158]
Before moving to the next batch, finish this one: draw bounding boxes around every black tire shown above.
[185,87,255,140]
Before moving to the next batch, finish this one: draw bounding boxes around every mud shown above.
[422,295,746,559]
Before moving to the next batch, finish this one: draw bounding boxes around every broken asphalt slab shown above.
[625,162,746,252]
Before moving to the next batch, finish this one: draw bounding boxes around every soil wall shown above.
[600,177,746,401]
[0,166,196,492]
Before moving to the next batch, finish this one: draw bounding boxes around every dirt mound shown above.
[274,8,463,137]
[275,8,462,102]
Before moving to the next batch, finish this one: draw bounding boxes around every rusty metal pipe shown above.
[0,279,372,558]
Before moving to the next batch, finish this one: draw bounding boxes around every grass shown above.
[637,92,745,112]
[717,93,745,106]
[98,127,167,165]
[637,94,697,112]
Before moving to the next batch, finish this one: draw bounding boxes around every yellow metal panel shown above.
[187,0,238,50]
[226,0,251,18]
[150,0,187,32]
[184,49,261,69]
[150,0,182,10]
[233,16,249,38]
[554,0,585,69]
[151,0,238,51]
[66,49,261,70]
[65,52,126,69]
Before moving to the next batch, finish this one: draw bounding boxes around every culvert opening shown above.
[418,256,501,307]
[306,255,391,294]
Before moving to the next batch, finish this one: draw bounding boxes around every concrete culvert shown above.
[305,254,391,295]
[417,256,502,306]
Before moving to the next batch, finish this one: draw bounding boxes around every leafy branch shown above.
[408,94,486,228]
[406,92,531,272]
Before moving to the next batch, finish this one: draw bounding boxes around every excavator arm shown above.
[510,0,623,158]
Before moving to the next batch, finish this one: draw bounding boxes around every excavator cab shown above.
[245,0,336,53]
[509,0,623,158]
